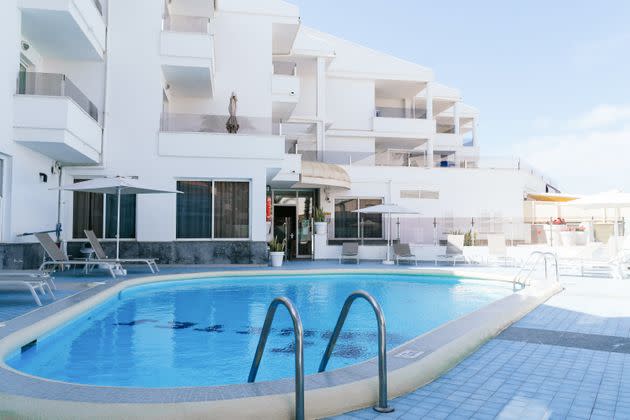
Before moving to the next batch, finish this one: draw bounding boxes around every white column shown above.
[426,137,434,168]
[316,57,326,161]
[425,83,433,120]
[425,83,434,168]
[453,101,460,135]
[472,118,477,146]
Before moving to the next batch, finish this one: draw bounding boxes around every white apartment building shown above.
[0,0,554,267]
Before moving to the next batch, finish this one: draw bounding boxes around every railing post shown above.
[319,290,393,413]
[248,297,304,420]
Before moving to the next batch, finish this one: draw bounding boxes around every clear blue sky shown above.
[290,1,630,193]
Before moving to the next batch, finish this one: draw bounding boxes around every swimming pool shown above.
[6,273,512,388]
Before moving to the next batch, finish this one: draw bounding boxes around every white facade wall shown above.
[327,78,375,131]
[0,0,60,243]
[0,0,552,257]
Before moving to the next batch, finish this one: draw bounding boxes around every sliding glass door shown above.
[176,180,250,239]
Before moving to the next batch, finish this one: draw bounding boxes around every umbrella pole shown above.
[383,211,394,265]
[116,187,121,261]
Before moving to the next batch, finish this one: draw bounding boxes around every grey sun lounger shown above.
[394,243,418,265]
[339,242,359,264]
[35,232,118,278]
[84,230,159,274]
[0,277,55,306]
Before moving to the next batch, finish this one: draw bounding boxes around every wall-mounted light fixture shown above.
[21,41,30,51]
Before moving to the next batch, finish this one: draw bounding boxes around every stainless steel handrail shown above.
[318,290,394,413]
[248,297,304,420]
[513,251,560,288]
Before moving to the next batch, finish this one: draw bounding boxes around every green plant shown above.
[313,206,326,223]
[268,236,286,252]
[463,230,477,246]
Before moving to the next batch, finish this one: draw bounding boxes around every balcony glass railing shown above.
[374,107,427,119]
[160,113,273,135]
[436,124,456,134]
[162,15,210,33]
[16,72,101,124]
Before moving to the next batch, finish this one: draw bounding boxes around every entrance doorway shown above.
[273,205,296,259]
[272,190,318,259]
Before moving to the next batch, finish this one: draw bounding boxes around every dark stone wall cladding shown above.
[0,243,47,270]
[0,241,268,269]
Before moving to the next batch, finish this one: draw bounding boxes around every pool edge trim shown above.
[0,268,562,419]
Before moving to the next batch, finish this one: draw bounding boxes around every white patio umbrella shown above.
[57,177,181,260]
[565,190,630,253]
[355,203,419,264]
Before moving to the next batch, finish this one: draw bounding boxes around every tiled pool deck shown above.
[331,276,630,420]
[0,262,627,419]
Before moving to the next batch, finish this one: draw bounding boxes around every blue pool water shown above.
[6,274,511,387]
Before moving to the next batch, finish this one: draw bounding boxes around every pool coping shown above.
[0,268,563,419]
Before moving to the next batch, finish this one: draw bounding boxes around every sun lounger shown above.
[435,234,467,266]
[394,243,417,265]
[560,238,628,279]
[0,277,55,306]
[84,230,159,273]
[339,242,359,264]
[0,270,56,290]
[35,232,118,278]
[486,234,515,266]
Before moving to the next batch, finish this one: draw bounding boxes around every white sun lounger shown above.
[0,277,55,306]
[35,233,118,278]
[84,230,159,274]
[0,270,56,290]
[435,235,467,266]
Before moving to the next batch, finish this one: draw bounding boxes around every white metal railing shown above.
[513,251,560,288]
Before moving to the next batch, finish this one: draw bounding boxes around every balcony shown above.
[14,73,102,165]
[272,62,300,120]
[158,113,284,160]
[161,15,214,97]
[20,0,106,60]
[372,107,435,139]
[434,133,464,148]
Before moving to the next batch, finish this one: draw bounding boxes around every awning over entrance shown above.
[299,161,351,190]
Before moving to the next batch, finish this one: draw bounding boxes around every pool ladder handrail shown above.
[513,251,560,288]
[318,290,394,413]
[248,296,304,420]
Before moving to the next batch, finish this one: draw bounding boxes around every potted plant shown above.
[544,218,565,245]
[574,225,587,245]
[560,225,576,246]
[268,237,286,267]
[313,207,328,235]
[463,230,477,246]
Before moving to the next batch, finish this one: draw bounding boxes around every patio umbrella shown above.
[565,190,630,253]
[57,177,181,260]
[355,203,419,264]
[226,92,239,133]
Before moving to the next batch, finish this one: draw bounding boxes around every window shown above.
[72,179,136,239]
[400,189,439,200]
[334,198,383,239]
[176,180,250,239]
